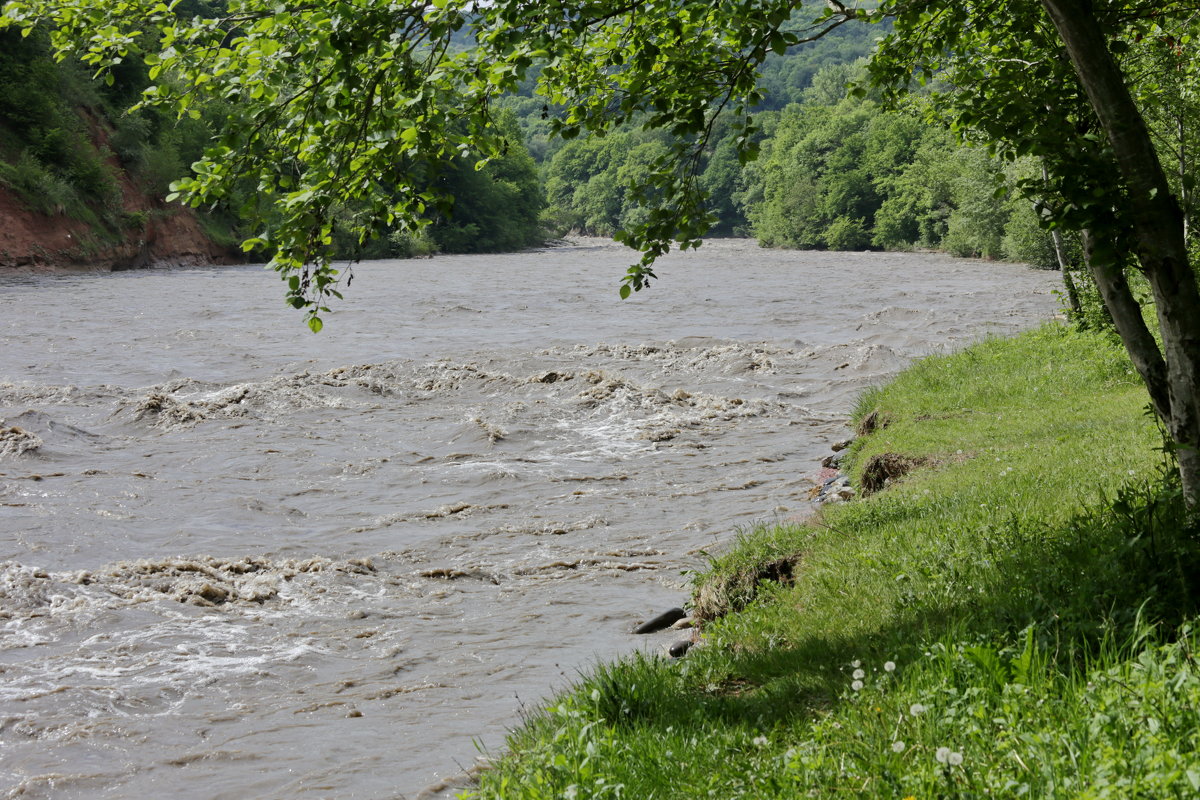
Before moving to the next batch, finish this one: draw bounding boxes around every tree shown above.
[5,0,1200,504]
[868,0,1200,505]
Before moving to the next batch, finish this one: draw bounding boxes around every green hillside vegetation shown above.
[0,19,544,264]
[743,81,1065,265]
[331,110,544,260]
[0,21,245,253]
[0,10,1069,270]
[529,28,1071,275]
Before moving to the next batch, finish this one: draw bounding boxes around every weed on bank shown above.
[467,324,1200,799]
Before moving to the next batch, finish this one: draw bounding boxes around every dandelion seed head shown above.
[909,703,925,716]
[852,668,865,680]
[884,661,896,672]
[892,740,905,753]
[752,735,769,747]
[851,680,864,691]
[935,746,951,764]
[851,660,861,668]
[948,751,963,766]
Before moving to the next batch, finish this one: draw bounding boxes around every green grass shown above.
[466,323,1200,799]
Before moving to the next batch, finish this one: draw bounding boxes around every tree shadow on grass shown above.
[585,478,1200,737]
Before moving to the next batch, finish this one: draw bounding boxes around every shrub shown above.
[823,216,872,250]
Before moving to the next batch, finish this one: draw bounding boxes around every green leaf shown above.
[307,316,324,333]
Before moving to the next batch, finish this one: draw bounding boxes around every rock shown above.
[668,639,694,658]
[831,438,854,452]
[633,607,687,634]
[821,452,844,469]
[346,709,363,718]
[670,617,695,630]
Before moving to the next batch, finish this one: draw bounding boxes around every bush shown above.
[387,228,440,258]
[1001,201,1060,269]
[0,152,81,217]
[823,216,872,250]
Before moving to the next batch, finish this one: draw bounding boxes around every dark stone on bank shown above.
[633,607,688,634]
[668,639,694,658]
[821,451,844,469]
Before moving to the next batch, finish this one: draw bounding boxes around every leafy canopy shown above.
[0,0,867,326]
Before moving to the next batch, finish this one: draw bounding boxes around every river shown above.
[0,239,1059,798]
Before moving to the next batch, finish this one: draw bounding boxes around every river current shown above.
[0,239,1059,798]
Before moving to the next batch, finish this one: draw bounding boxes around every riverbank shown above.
[466,323,1200,797]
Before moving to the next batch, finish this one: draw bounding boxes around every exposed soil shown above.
[0,119,238,270]
[860,452,930,495]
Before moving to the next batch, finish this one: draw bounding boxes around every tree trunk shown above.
[1042,163,1084,317]
[1179,115,1190,243]
[1041,0,1200,507]
[1081,229,1171,421]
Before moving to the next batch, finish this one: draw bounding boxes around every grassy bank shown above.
[465,323,1200,799]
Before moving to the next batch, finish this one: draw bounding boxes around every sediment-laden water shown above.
[0,239,1059,798]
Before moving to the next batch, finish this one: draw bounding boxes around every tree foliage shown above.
[867,0,1200,504]
[0,0,868,316]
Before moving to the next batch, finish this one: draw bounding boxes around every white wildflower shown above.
[752,735,769,747]
[884,661,896,672]
[909,703,926,716]
[948,751,964,766]
[891,741,905,753]
[935,747,951,764]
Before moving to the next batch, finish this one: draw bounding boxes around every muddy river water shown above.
[0,239,1059,798]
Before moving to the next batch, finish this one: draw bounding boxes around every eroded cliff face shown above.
[0,186,236,269]
[0,118,240,270]
[0,165,240,270]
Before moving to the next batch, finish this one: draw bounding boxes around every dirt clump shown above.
[693,556,796,621]
[856,409,889,437]
[860,452,929,495]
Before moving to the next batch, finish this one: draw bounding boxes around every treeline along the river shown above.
[11,7,1196,279]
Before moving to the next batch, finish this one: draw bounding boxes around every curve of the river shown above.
[0,239,1059,798]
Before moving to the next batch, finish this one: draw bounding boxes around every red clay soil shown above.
[0,118,239,270]
[0,183,235,270]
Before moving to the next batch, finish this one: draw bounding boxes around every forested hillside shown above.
[0,9,546,267]
[521,18,1069,273]
[2,5,1156,280]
